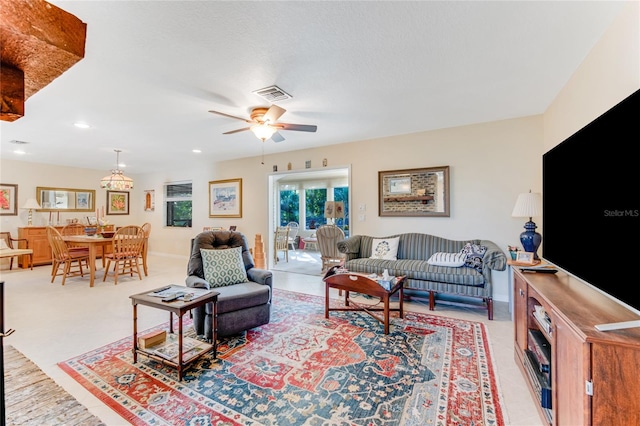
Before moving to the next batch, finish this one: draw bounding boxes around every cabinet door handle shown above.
[519,288,525,297]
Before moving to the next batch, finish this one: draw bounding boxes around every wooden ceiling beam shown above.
[0,0,86,122]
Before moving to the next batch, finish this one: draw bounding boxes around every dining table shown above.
[62,235,113,287]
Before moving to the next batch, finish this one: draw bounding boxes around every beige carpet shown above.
[3,345,104,426]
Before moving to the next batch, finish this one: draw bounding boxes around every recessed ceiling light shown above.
[192,149,202,153]
[10,140,28,154]
[74,122,90,129]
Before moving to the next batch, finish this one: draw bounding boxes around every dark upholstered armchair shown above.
[186,230,272,339]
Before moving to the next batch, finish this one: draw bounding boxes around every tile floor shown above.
[1,254,543,425]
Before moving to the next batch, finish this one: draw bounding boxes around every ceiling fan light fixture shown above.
[251,123,277,142]
[100,149,134,190]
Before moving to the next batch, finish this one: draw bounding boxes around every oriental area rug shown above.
[59,289,506,425]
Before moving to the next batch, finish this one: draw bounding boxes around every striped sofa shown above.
[337,233,507,319]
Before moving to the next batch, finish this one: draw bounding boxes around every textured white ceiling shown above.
[0,1,626,174]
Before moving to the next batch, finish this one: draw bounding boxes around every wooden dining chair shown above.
[61,223,92,251]
[47,226,90,285]
[103,225,146,284]
[273,226,290,264]
[140,222,151,276]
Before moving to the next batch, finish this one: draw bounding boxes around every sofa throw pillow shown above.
[427,252,467,267]
[201,246,248,288]
[370,237,400,260]
[460,243,488,272]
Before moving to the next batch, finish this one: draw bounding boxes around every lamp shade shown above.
[251,123,277,141]
[324,201,345,221]
[100,149,133,190]
[324,201,336,218]
[21,198,41,209]
[100,170,134,190]
[511,192,542,218]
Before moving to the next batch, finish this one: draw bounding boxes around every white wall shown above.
[0,160,139,230]
[131,115,542,303]
[544,1,640,150]
[2,1,637,303]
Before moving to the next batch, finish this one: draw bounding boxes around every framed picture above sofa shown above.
[378,166,450,217]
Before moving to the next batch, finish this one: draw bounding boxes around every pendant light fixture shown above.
[100,149,133,190]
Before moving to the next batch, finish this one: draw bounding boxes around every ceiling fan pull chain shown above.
[261,143,265,165]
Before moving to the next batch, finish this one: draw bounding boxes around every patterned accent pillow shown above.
[427,252,467,267]
[370,237,400,260]
[460,243,488,272]
[200,247,248,288]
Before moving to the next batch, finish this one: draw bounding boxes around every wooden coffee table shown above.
[324,271,405,334]
[130,285,219,380]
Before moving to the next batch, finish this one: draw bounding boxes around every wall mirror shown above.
[36,186,96,212]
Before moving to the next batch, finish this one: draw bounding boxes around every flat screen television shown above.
[542,88,640,331]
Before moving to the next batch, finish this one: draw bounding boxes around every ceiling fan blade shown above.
[223,127,251,135]
[263,105,286,123]
[271,132,285,143]
[277,123,318,132]
[209,110,253,123]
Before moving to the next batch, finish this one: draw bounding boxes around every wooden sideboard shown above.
[17,226,62,268]
[513,268,640,425]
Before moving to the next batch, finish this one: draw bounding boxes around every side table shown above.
[129,285,219,380]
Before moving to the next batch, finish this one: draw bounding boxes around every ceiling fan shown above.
[208,105,317,142]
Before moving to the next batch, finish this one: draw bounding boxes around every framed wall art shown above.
[209,178,242,218]
[76,191,92,209]
[378,166,450,217]
[106,190,130,215]
[0,183,18,216]
[144,190,155,212]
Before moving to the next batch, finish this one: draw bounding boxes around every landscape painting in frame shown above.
[0,183,18,216]
[209,178,242,218]
[106,190,130,215]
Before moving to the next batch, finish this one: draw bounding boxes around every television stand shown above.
[594,319,640,331]
[513,268,640,425]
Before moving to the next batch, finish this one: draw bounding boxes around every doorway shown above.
[267,165,351,274]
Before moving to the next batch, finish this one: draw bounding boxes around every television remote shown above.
[520,267,558,274]
[162,294,178,302]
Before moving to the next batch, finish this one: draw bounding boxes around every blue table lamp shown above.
[511,191,542,260]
